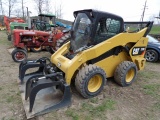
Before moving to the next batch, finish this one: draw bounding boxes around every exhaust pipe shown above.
[26,7,31,30]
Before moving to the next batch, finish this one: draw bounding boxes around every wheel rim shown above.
[145,51,155,61]
[14,51,25,61]
[88,74,102,92]
[125,68,135,83]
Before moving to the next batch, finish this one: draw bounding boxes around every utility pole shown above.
[141,0,148,22]
[156,11,160,24]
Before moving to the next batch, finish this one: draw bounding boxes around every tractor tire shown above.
[145,49,158,62]
[114,61,137,87]
[11,48,27,62]
[8,35,11,41]
[75,64,106,98]
[30,47,42,52]
[55,34,70,50]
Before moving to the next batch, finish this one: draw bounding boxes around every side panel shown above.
[129,37,148,70]
[95,52,129,77]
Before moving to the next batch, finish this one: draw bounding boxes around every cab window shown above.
[94,18,120,44]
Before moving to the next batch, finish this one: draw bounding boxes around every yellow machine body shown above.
[51,28,148,85]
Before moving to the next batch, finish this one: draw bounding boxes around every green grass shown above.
[65,99,116,120]
[153,102,160,110]
[0,83,21,104]
[138,70,160,80]
[0,39,10,45]
[0,31,10,45]
[149,25,160,34]
[89,97,98,103]
[143,84,160,99]
[66,109,79,120]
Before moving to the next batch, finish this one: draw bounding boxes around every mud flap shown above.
[19,73,72,119]
[19,57,50,83]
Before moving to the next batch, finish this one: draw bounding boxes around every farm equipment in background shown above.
[38,13,57,28]
[5,11,70,62]
[56,21,72,30]
[18,9,153,119]
[38,13,72,30]
[12,23,70,62]
[0,23,6,31]
[3,15,27,41]
[3,12,60,41]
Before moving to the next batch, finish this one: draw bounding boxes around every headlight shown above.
[158,46,160,49]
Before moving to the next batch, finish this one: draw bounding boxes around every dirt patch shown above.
[0,31,160,120]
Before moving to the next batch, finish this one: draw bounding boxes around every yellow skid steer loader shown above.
[18,9,153,119]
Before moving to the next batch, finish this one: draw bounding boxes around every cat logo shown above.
[132,47,145,56]
[132,48,140,55]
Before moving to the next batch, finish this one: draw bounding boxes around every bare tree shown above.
[0,0,4,15]
[34,0,46,14]
[16,0,27,19]
[14,8,23,17]
[8,0,18,17]
[44,0,51,13]
[54,1,63,19]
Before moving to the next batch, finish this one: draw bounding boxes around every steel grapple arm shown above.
[19,57,50,83]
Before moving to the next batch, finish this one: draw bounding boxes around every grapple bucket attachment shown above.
[19,57,49,83]
[18,72,72,119]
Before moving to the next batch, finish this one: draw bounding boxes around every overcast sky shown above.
[27,0,160,22]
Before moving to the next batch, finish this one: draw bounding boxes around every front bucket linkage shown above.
[19,72,71,119]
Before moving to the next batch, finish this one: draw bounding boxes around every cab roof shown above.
[38,13,56,17]
[73,9,123,21]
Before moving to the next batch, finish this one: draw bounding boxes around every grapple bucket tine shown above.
[33,83,71,117]
[19,61,27,78]
[25,74,44,100]
[19,61,45,83]
[25,79,32,100]
[28,78,61,112]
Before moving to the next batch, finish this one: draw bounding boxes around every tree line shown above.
[0,0,63,19]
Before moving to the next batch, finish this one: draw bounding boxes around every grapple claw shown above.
[33,83,71,116]
[25,74,44,100]
[19,57,50,83]
[29,78,56,112]
[22,72,71,118]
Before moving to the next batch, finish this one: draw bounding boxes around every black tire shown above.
[145,49,158,62]
[30,47,42,52]
[11,48,27,62]
[114,61,137,87]
[75,64,106,98]
[55,34,70,50]
[8,35,11,41]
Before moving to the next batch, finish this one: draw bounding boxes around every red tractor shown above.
[11,21,70,62]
